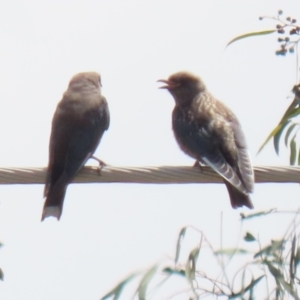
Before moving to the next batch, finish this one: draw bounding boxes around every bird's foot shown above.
[193,160,205,172]
[91,156,107,176]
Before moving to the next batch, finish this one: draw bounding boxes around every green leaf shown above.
[229,275,264,299]
[294,246,300,268]
[163,267,185,277]
[284,106,300,120]
[257,123,285,154]
[280,91,300,122]
[284,123,297,146]
[185,246,200,282]
[264,260,283,278]
[242,275,264,294]
[137,264,159,300]
[101,272,139,300]
[175,227,186,264]
[290,235,296,279]
[240,209,276,220]
[215,248,249,255]
[254,240,285,258]
[289,138,297,165]
[274,121,291,154]
[258,85,300,155]
[244,232,256,242]
[226,30,276,47]
[264,260,296,296]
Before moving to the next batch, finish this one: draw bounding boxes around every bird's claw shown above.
[91,156,107,176]
[193,160,204,172]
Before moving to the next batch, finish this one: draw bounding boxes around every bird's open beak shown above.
[157,79,171,89]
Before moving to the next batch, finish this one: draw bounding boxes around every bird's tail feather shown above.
[224,180,253,209]
[42,206,62,221]
[41,182,67,221]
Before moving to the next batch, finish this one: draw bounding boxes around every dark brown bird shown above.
[42,72,110,221]
[158,71,254,209]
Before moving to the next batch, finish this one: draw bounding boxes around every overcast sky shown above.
[0,1,299,299]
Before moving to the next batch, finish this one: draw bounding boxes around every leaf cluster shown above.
[228,10,300,164]
[101,210,300,299]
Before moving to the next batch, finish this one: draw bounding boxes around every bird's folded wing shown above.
[236,148,254,193]
[201,153,248,195]
[230,120,254,193]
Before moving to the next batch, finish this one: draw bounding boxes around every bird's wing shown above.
[207,99,254,193]
[44,99,109,197]
[172,109,248,195]
[101,96,110,130]
[229,119,254,193]
[200,148,248,195]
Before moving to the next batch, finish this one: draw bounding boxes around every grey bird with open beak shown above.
[158,71,254,209]
[42,72,110,221]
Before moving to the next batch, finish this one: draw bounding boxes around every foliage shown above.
[228,10,300,165]
[100,210,300,299]
[0,242,3,281]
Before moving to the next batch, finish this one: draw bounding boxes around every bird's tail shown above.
[41,182,67,221]
[224,180,253,209]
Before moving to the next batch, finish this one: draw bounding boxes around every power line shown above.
[0,165,299,185]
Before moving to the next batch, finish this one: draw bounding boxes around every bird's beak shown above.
[157,79,171,89]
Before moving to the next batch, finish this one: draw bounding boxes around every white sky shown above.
[0,1,299,299]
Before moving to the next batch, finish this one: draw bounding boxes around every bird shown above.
[158,71,254,209]
[42,72,110,221]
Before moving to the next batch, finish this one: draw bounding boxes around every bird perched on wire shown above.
[42,72,110,221]
[158,71,254,209]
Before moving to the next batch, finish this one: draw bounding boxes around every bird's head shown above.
[158,71,206,106]
[69,72,102,92]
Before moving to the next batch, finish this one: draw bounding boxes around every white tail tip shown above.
[41,206,61,221]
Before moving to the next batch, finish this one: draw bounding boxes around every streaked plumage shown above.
[158,71,254,209]
[42,72,110,221]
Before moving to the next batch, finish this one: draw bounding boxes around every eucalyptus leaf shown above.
[284,123,297,146]
[137,264,158,300]
[175,227,186,264]
[274,121,291,154]
[289,138,297,165]
[226,30,276,47]
[100,272,139,300]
